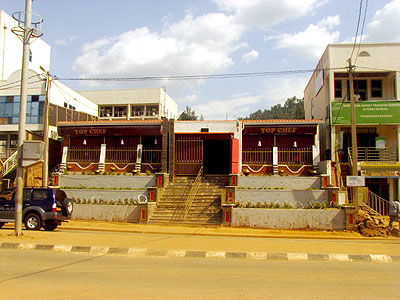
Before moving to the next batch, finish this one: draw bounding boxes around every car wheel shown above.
[24,213,42,230]
[0,222,5,229]
[43,221,58,231]
[62,198,73,216]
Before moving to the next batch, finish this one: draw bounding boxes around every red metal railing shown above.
[67,147,101,162]
[242,148,273,164]
[278,147,312,164]
[106,147,136,163]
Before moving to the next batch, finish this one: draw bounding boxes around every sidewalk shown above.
[1,220,399,257]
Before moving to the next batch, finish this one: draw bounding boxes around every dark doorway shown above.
[203,140,230,174]
[366,178,389,200]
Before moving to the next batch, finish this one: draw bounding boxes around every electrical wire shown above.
[354,0,369,66]
[54,67,347,82]
[0,74,45,91]
[51,80,97,120]
[350,0,364,61]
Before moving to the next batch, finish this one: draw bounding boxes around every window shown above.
[354,80,367,100]
[100,106,112,117]
[146,105,159,116]
[113,106,127,118]
[347,79,367,100]
[32,189,48,201]
[371,80,383,98]
[131,105,144,117]
[64,102,68,108]
[29,49,32,62]
[334,80,342,98]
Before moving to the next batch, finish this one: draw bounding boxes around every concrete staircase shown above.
[148,175,230,226]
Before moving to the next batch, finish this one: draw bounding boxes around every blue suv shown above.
[0,187,73,231]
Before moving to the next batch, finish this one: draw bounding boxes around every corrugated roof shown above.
[242,119,323,123]
[57,119,162,126]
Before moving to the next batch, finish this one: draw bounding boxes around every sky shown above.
[1,0,400,119]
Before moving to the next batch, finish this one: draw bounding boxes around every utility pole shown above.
[42,70,50,187]
[348,58,359,207]
[11,0,43,235]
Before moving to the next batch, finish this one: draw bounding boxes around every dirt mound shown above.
[356,206,390,237]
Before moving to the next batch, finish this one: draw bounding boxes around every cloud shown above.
[263,75,309,105]
[213,0,323,30]
[194,95,261,119]
[270,15,340,60]
[365,0,400,42]
[242,50,259,63]
[73,13,244,79]
[175,94,198,104]
[55,35,79,46]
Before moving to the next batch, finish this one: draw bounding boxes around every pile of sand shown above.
[356,206,390,237]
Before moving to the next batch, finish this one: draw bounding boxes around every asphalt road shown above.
[1,226,400,255]
[1,249,399,300]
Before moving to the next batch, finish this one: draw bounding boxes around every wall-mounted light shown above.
[154,138,158,145]
[83,139,87,145]
[258,140,262,147]
[121,138,124,145]
[293,141,297,148]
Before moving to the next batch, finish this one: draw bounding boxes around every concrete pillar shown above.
[161,118,169,173]
[168,119,175,182]
[60,146,68,173]
[343,206,357,231]
[221,205,233,227]
[398,126,400,200]
[273,146,278,175]
[98,144,106,173]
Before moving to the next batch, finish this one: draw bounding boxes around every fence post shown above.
[60,146,68,174]
[98,144,106,174]
[312,145,320,172]
[273,146,278,175]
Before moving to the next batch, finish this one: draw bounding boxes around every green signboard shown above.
[331,101,400,125]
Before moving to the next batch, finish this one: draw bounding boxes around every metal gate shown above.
[175,139,203,175]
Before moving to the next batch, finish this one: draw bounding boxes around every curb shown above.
[60,226,387,241]
[1,242,399,263]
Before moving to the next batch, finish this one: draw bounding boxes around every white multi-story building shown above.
[304,43,400,203]
[79,88,178,121]
[0,10,97,159]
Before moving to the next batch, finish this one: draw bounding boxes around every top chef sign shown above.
[73,128,107,135]
[260,127,297,134]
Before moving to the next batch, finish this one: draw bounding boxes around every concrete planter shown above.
[232,208,345,230]
[65,189,148,203]
[72,204,140,223]
[59,175,156,189]
[235,189,329,208]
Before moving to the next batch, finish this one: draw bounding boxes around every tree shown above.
[245,97,305,120]
[178,106,198,120]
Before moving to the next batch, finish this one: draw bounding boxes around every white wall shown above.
[0,10,51,81]
[79,88,177,119]
[50,80,98,116]
[175,120,240,138]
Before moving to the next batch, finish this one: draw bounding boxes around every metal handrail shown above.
[335,151,345,190]
[1,149,18,177]
[367,189,390,216]
[183,166,203,220]
[348,146,398,162]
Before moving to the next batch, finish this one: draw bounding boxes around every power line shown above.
[354,0,369,66]
[0,74,44,90]
[350,0,364,61]
[54,67,347,82]
[51,79,98,113]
